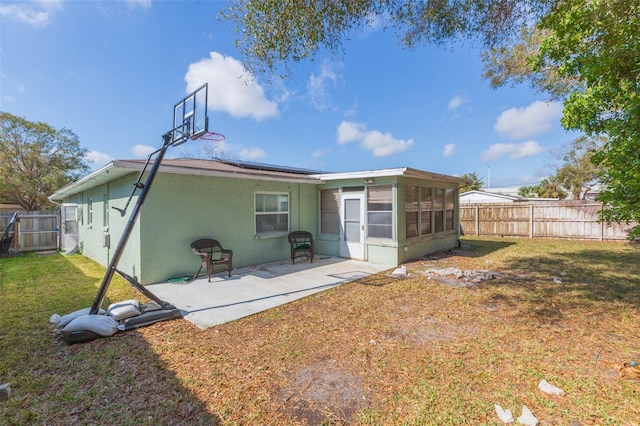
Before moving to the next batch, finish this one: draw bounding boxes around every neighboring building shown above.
[460,190,525,204]
[0,203,24,214]
[460,190,558,204]
[50,158,466,284]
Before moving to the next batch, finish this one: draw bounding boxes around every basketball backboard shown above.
[172,83,208,146]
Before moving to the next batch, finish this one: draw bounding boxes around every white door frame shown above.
[339,193,365,259]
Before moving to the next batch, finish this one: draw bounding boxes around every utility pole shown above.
[483,161,492,189]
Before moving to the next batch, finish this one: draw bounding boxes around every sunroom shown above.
[312,168,466,266]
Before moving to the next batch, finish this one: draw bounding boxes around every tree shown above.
[223,0,640,238]
[223,0,554,76]
[554,136,604,200]
[533,0,640,237]
[518,185,537,198]
[518,176,567,199]
[535,176,568,199]
[0,112,89,210]
[460,172,483,193]
[480,26,580,99]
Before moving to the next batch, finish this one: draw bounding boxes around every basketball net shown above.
[195,132,225,159]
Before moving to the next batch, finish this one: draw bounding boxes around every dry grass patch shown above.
[1,237,639,425]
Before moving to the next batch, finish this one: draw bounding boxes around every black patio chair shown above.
[288,231,315,264]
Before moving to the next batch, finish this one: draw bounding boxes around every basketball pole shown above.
[90,131,174,314]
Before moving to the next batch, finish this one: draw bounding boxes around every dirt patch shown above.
[385,315,476,344]
[278,359,367,424]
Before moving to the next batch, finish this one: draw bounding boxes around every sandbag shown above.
[50,307,106,329]
[62,314,119,337]
[107,299,141,321]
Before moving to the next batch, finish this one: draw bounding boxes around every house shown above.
[460,190,558,204]
[460,190,526,204]
[49,158,466,284]
[0,203,24,214]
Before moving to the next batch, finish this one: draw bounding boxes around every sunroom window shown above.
[367,185,393,239]
[445,188,455,230]
[405,185,418,238]
[434,188,444,233]
[420,186,432,235]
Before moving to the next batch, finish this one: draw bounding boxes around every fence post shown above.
[529,204,534,238]
[475,205,479,236]
[599,202,604,241]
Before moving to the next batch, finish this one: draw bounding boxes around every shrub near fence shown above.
[459,201,635,241]
[0,210,59,252]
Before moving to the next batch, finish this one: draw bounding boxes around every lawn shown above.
[0,237,639,425]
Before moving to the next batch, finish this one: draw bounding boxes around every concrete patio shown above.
[147,256,389,329]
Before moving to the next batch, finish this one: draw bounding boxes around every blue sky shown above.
[1,0,577,188]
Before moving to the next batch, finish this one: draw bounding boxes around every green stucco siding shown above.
[138,173,319,284]
[71,173,143,282]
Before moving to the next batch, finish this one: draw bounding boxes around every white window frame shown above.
[367,185,394,240]
[320,188,340,235]
[254,192,290,236]
[87,199,93,228]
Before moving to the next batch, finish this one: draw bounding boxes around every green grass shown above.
[0,253,217,425]
[1,238,639,425]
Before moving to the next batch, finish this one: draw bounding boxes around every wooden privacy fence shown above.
[460,201,634,241]
[0,211,59,252]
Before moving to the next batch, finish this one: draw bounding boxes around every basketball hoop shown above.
[194,131,225,142]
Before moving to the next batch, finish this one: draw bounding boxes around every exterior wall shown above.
[460,192,517,204]
[59,168,462,283]
[395,176,460,264]
[316,176,399,265]
[138,173,319,284]
[66,173,143,281]
[318,176,461,267]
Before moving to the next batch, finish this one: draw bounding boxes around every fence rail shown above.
[0,211,59,252]
[460,201,634,241]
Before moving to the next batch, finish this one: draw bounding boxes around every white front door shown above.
[340,194,365,259]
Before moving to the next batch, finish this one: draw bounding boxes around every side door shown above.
[339,194,365,259]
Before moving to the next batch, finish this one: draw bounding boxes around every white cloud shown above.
[447,93,468,110]
[0,0,62,27]
[481,140,546,162]
[312,149,331,159]
[344,101,358,117]
[125,0,152,10]
[132,144,156,157]
[336,121,365,144]
[442,143,455,157]
[208,140,266,162]
[238,147,266,161]
[85,150,114,165]
[307,60,340,111]
[336,121,413,157]
[494,100,563,139]
[185,51,279,121]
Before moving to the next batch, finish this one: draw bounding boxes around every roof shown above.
[0,203,24,212]
[50,158,322,201]
[50,158,467,201]
[214,158,325,175]
[460,190,558,203]
[313,167,468,185]
[460,190,524,203]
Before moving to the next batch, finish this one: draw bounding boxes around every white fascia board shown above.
[49,161,129,201]
[314,167,467,185]
[312,168,407,181]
